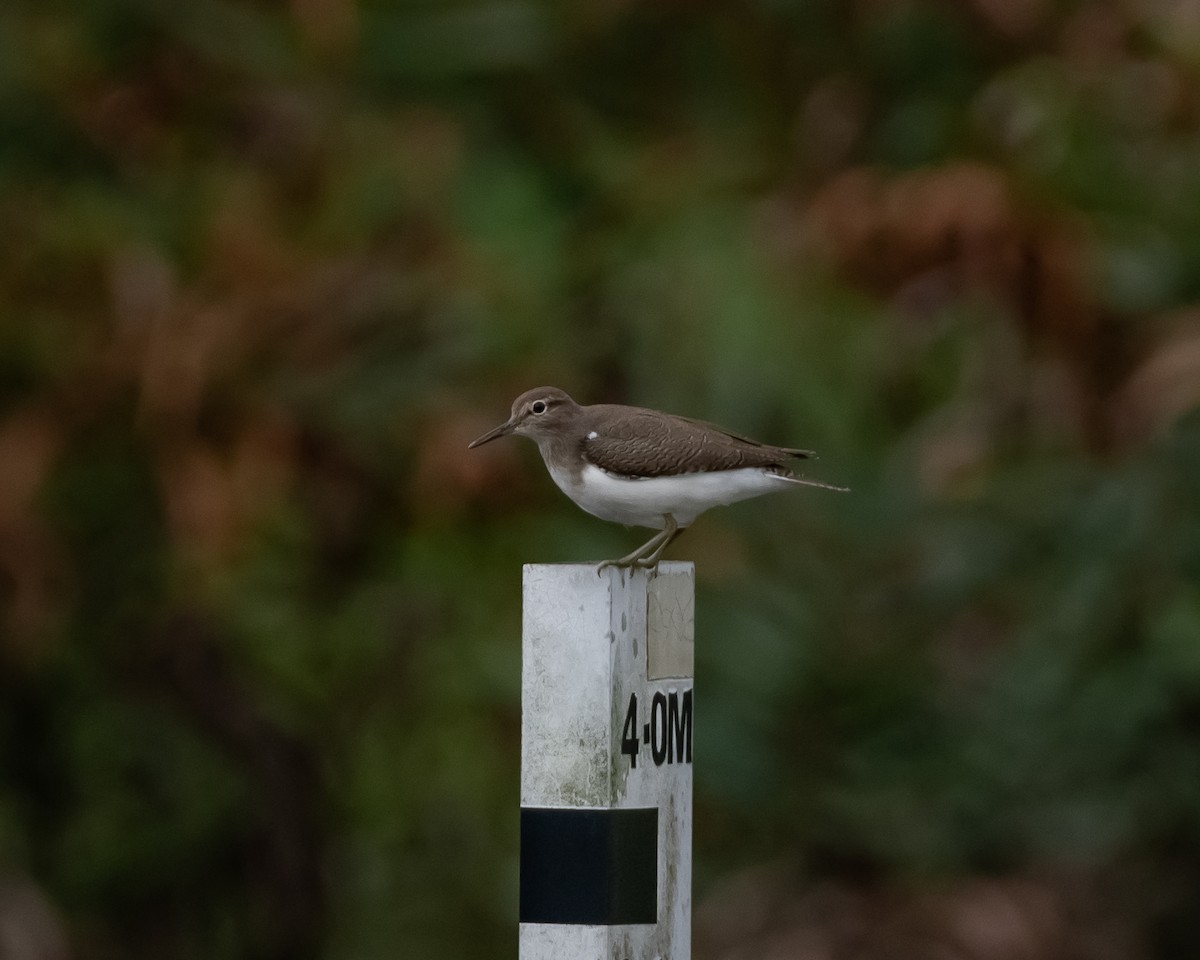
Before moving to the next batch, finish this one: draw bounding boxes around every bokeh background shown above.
[4,0,1200,957]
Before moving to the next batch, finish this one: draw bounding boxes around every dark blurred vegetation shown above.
[3,0,1200,957]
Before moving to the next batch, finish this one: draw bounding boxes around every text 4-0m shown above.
[620,689,692,769]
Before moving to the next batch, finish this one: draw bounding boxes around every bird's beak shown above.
[467,418,516,448]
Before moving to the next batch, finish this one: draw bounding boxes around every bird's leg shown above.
[632,514,681,568]
[598,515,680,572]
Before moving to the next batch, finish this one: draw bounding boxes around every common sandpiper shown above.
[468,387,846,569]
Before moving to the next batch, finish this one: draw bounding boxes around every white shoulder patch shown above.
[586,431,599,440]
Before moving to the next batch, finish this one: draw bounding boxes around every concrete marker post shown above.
[519,562,694,960]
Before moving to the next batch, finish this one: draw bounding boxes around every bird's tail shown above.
[769,471,849,492]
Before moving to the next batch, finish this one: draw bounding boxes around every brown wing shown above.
[580,406,813,478]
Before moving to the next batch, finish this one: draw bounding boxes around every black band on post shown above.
[519,806,658,925]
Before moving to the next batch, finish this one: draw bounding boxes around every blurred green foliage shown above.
[3,0,1200,957]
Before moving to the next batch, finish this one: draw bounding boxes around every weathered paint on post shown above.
[521,562,694,960]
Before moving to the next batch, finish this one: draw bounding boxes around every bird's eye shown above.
[531,400,547,414]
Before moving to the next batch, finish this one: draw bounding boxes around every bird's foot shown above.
[596,556,659,574]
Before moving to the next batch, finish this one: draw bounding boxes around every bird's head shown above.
[467,387,579,448]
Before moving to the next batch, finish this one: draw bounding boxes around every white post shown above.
[520,563,694,960]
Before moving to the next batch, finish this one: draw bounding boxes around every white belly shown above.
[547,462,788,529]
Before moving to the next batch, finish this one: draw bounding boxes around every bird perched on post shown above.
[468,387,846,569]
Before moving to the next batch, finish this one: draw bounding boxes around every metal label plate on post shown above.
[647,571,694,681]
